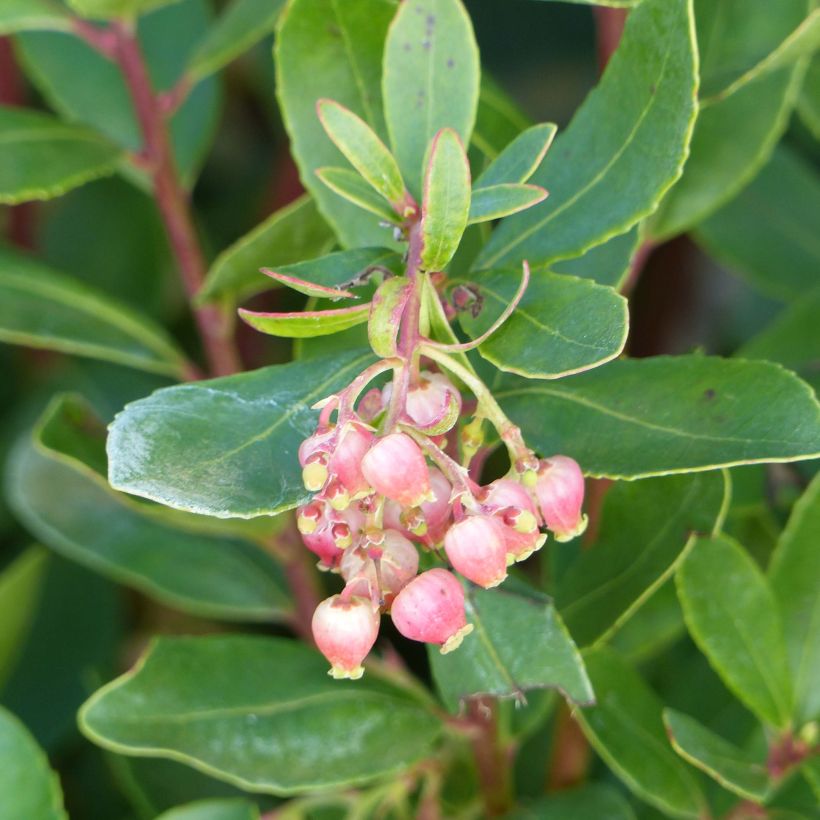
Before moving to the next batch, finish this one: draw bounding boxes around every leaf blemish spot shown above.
[703,388,716,400]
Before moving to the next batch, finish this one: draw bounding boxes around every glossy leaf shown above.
[0,245,188,377]
[369,276,410,356]
[317,99,407,210]
[79,636,443,794]
[576,648,706,818]
[7,437,291,622]
[239,303,370,339]
[382,0,480,197]
[0,106,121,204]
[471,75,530,161]
[0,547,47,688]
[468,184,547,224]
[316,167,400,223]
[16,0,220,185]
[769,474,820,723]
[509,785,636,820]
[454,268,628,379]
[275,0,397,248]
[693,147,820,303]
[663,709,771,802]
[187,0,285,82]
[557,472,727,647]
[677,535,793,728]
[259,270,356,301]
[66,0,181,18]
[198,195,335,304]
[476,0,697,269]
[550,226,640,289]
[797,55,820,137]
[474,122,556,188]
[107,349,375,517]
[0,1,70,36]
[0,706,65,820]
[155,799,259,820]
[495,355,820,479]
[428,584,593,712]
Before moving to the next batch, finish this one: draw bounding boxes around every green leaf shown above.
[0,106,121,204]
[468,184,547,224]
[66,0,183,18]
[769,474,820,724]
[0,706,65,820]
[239,303,370,339]
[797,55,820,138]
[155,799,259,820]
[6,434,292,622]
[0,0,71,35]
[317,99,408,210]
[474,122,556,188]
[316,167,400,223]
[0,547,47,689]
[575,648,706,818]
[420,128,471,271]
[454,268,628,379]
[529,0,638,5]
[509,785,637,820]
[368,276,410,356]
[495,355,820,479]
[187,0,285,82]
[475,0,697,269]
[471,75,530,162]
[197,195,335,305]
[693,147,820,304]
[382,0,479,198]
[677,535,793,728]
[16,0,221,186]
[557,471,727,647]
[0,244,188,377]
[107,350,375,517]
[663,708,771,802]
[550,226,640,289]
[275,0,397,248]
[428,584,593,712]
[79,636,443,794]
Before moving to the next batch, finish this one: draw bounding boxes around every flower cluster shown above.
[299,368,587,680]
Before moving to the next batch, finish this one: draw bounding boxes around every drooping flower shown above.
[444,514,509,588]
[533,455,587,542]
[361,432,431,507]
[312,594,380,679]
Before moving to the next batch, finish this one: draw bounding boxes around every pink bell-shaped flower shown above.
[383,371,462,433]
[340,529,419,605]
[312,594,380,679]
[329,421,374,497]
[384,467,452,543]
[444,515,509,588]
[390,568,473,653]
[361,432,431,507]
[298,502,364,570]
[533,455,587,542]
[481,478,543,563]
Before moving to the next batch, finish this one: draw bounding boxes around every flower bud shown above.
[312,594,380,679]
[361,433,431,507]
[384,467,452,543]
[329,421,374,496]
[481,478,543,562]
[444,515,509,588]
[534,455,587,542]
[391,569,473,653]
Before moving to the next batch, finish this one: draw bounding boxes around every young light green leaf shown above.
[317,99,409,212]
[476,0,697,269]
[0,0,71,34]
[0,106,121,204]
[453,268,628,379]
[155,799,259,820]
[198,194,335,304]
[239,303,370,339]
[468,184,547,224]
[382,0,479,197]
[576,648,706,818]
[275,0,397,248]
[693,147,820,304]
[769,474,820,724]
[0,245,188,377]
[369,276,410,357]
[663,709,771,802]
[6,437,292,623]
[107,350,375,518]
[549,226,640,289]
[557,472,727,647]
[474,123,556,188]
[0,706,66,820]
[677,535,793,729]
[17,0,220,186]
[79,636,443,794]
[316,167,400,223]
[797,55,820,138]
[0,547,47,689]
[495,356,820,479]
[259,269,357,301]
[187,0,285,82]
[508,785,637,820]
[428,584,593,712]
[420,128,471,272]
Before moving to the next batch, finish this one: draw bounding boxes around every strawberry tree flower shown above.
[533,456,588,542]
[312,594,380,680]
